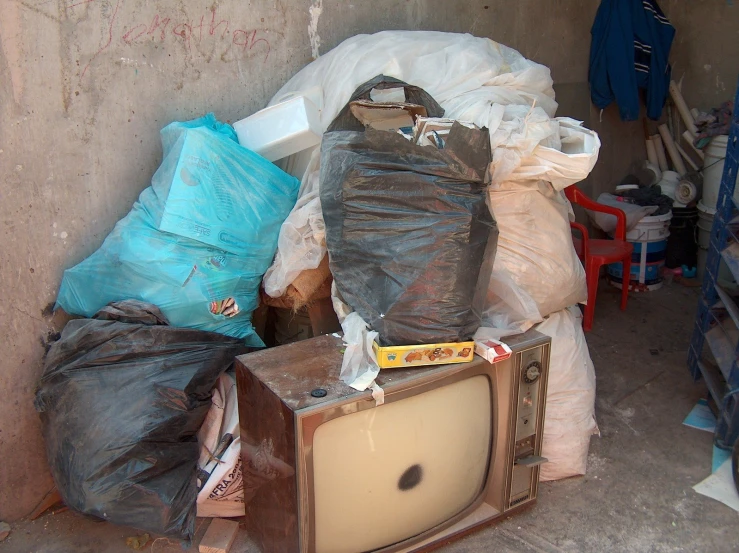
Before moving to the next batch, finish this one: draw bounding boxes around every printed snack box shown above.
[373,341,475,369]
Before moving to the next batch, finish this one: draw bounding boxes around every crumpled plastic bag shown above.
[500,118,601,191]
[56,114,299,345]
[475,180,587,339]
[590,193,659,234]
[331,283,384,401]
[263,148,325,298]
[35,300,246,539]
[321,102,496,345]
[534,306,599,481]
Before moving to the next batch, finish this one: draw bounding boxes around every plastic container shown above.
[675,178,698,206]
[665,206,698,269]
[608,212,672,291]
[233,95,322,162]
[702,135,739,209]
[657,171,680,203]
[624,211,672,242]
[696,201,716,250]
[694,201,736,285]
[615,184,639,193]
[697,247,736,286]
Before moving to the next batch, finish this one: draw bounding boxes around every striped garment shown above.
[590,0,676,121]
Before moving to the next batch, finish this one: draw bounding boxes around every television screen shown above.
[312,375,492,553]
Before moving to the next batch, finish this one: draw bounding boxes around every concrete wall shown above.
[0,0,736,520]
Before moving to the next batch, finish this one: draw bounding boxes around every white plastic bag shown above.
[535,306,599,481]
[590,193,659,234]
[263,149,325,297]
[330,282,381,393]
[504,118,601,191]
[477,181,587,337]
[196,372,244,517]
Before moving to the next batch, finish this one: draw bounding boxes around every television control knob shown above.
[523,361,541,383]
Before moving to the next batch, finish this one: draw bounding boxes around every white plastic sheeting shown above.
[263,148,324,298]
[535,306,599,481]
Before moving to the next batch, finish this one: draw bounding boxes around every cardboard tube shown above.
[682,130,705,160]
[646,138,659,167]
[690,108,700,120]
[669,80,698,136]
[652,134,669,171]
[675,142,699,172]
[658,124,687,176]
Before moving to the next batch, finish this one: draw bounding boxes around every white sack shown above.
[535,306,599,481]
[504,118,601,191]
[475,181,587,339]
[590,193,658,234]
[197,372,245,517]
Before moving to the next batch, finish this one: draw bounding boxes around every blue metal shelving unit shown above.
[687,78,739,451]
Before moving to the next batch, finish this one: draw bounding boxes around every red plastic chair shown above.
[564,185,633,332]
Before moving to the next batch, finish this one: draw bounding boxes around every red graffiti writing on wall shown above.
[79,2,271,82]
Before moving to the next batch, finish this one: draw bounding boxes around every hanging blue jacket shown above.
[589,0,675,121]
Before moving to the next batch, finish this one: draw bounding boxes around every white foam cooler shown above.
[233,95,322,162]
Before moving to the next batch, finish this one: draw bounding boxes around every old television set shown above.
[235,330,550,553]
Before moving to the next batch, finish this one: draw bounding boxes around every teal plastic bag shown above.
[56,114,299,346]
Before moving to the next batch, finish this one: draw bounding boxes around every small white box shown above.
[233,95,322,162]
[474,339,513,364]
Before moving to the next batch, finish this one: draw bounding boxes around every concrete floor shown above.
[2,281,736,553]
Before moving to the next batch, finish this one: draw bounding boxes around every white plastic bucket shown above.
[695,201,736,285]
[697,244,736,285]
[615,184,639,193]
[701,135,739,209]
[608,211,672,292]
[624,211,672,242]
[696,201,716,250]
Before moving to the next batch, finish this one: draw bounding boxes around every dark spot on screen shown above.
[398,464,423,491]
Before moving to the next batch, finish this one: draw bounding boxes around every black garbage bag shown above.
[321,123,497,346]
[34,300,246,539]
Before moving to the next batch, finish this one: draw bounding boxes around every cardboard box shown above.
[413,117,477,148]
[373,341,475,369]
[474,339,513,364]
[349,100,427,132]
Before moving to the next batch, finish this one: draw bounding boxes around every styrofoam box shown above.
[233,96,322,162]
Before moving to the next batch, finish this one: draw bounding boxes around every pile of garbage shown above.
[588,88,735,286]
[37,31,602,539]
